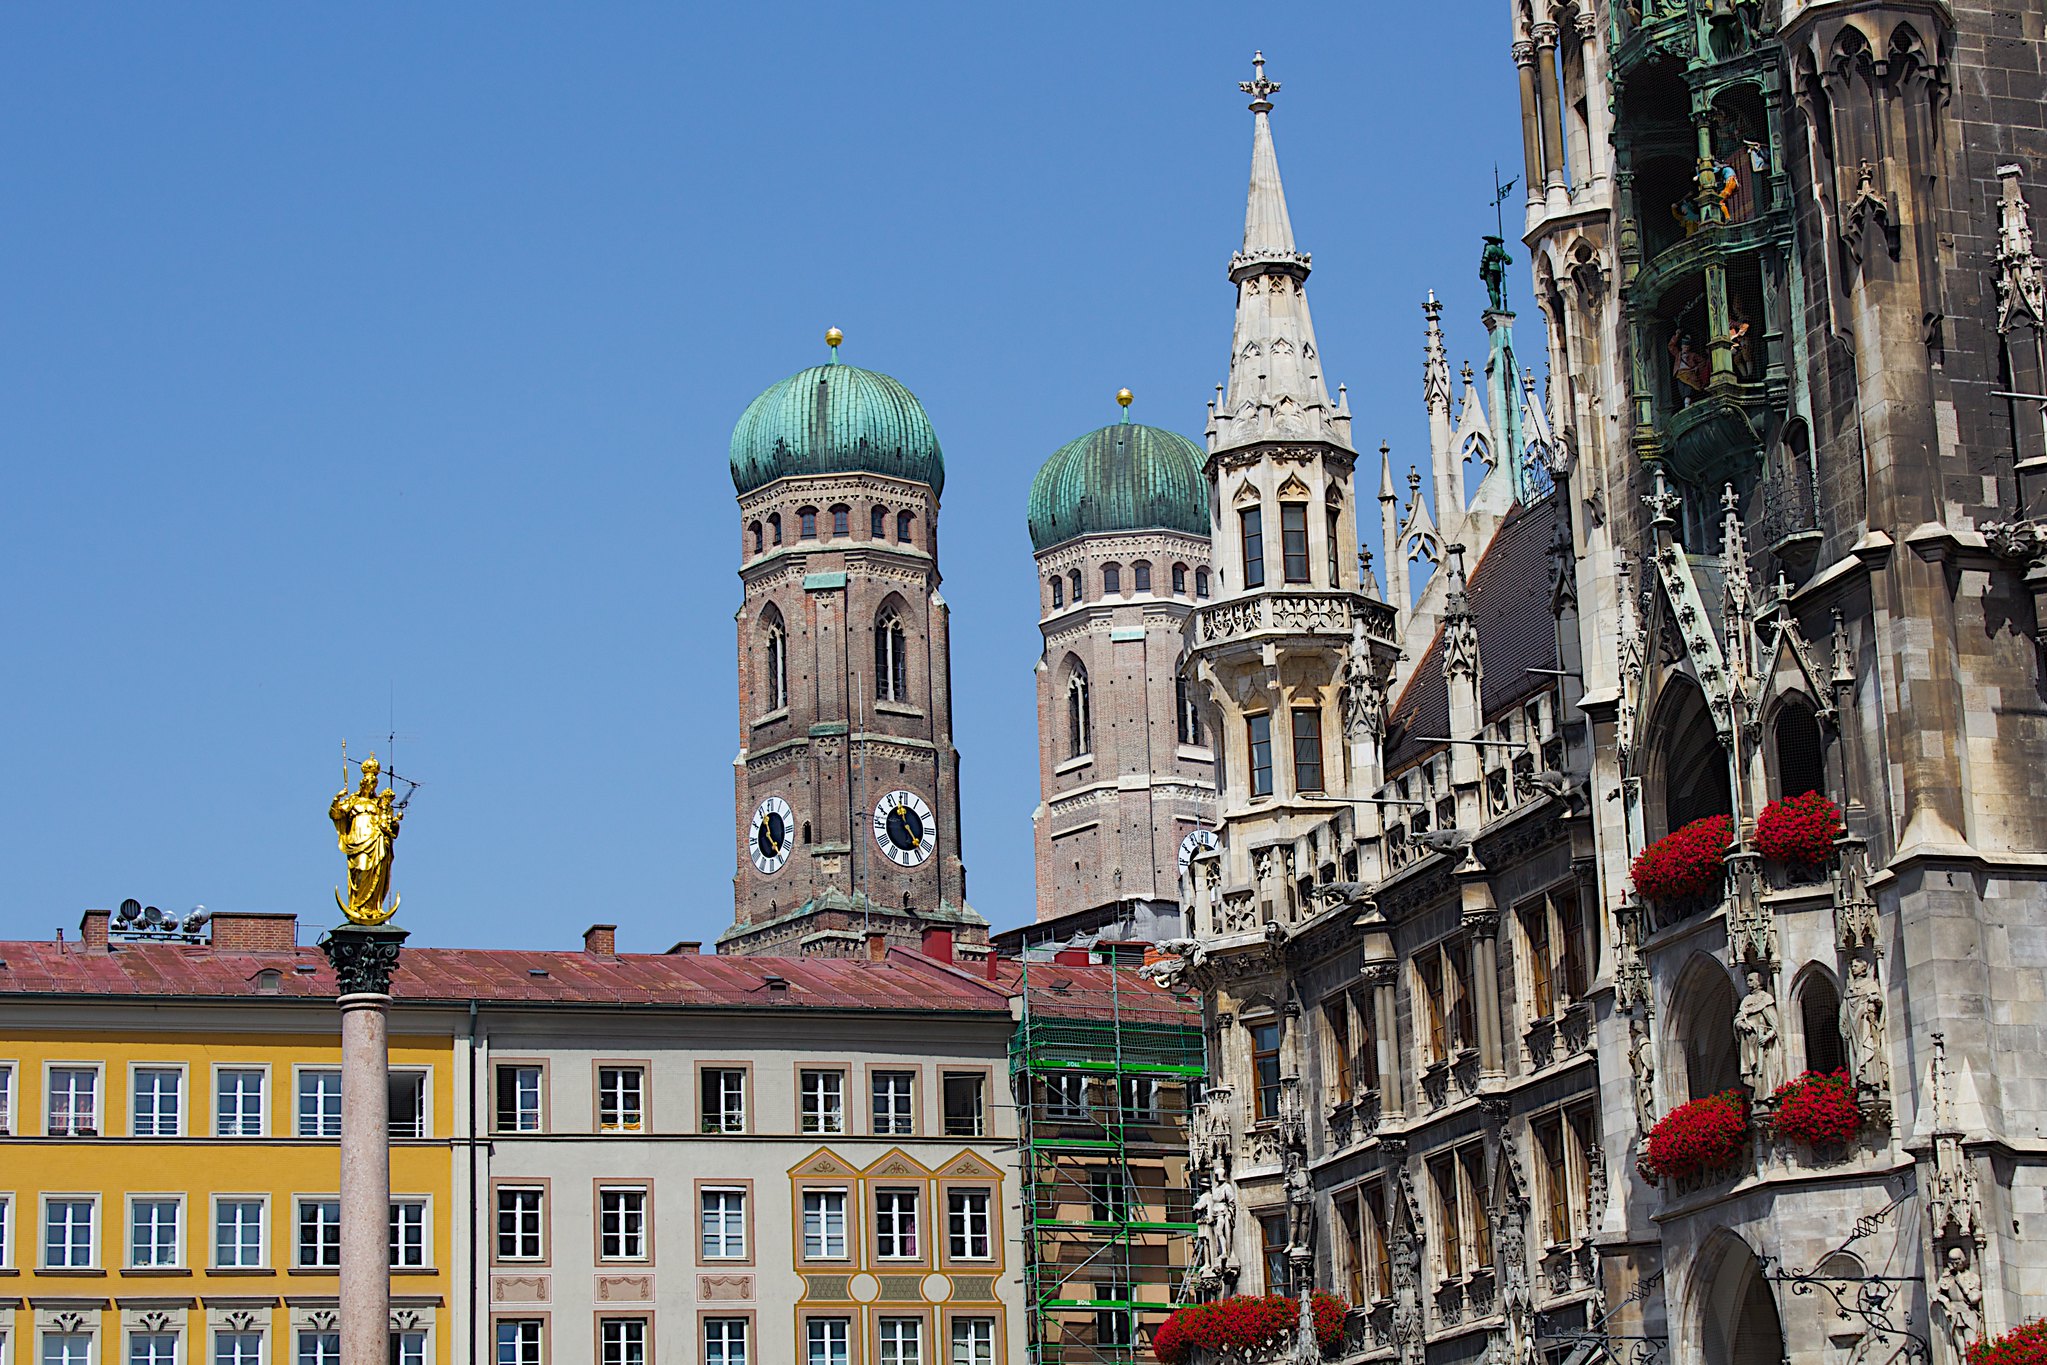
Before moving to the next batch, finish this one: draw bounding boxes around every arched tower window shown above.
[1103,563,1121,595]
[1177,673,1205,747]
[896,510,914,544]
[1280,502,1310,583]
[1658,680,1731,835]
[768,512,782,545]
[1069,569,1083,604]
[1172,564,1188,595]
[1677,960,1740,1101]
[798,507,818,540]
[830,504,850,537]
[1066,662,1092,759]
[1196,567,1211,599]
[1240,506,1267,588]
[1050,576,1064,610]
[1773,700,1825,800]
[871,506,887,538]
[762,609,788,713]
[1133,561,1151,593]
[1796,969,1846,1075]
[750,521,763,555]
[875,613,909,702]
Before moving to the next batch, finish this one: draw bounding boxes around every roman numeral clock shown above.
[872,789,938,868]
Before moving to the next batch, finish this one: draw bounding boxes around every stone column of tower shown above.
[1026,393,1217,934]
[720,335,987,958]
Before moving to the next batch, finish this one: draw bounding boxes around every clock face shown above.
[1178,828,1219,875]
[749,796,794,875]
[872,789,937,867]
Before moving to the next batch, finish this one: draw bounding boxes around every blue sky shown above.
[3,4,1527,950]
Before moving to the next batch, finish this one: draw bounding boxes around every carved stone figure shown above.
[1285,1159,1313,1251]
[1205,1178,1238,1273]
[1932,1245,1983,1354]
[331,753,404,925]
[1629,1021,1657,1132]
[1734,970,1782,1095]
[1842,956,1887,1094]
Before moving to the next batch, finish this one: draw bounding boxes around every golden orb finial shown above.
[825,326,844,349]
[1117,387,1134,407]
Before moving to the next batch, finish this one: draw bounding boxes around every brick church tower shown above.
[1025,392,1218,936]
[719,333,986,958]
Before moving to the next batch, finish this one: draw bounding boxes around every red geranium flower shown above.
[1642,1089,1748,1180]
[1630,815,1735,902]
[1153,1293,1348,1364]
[1770,1069,1860,1147]
[1755,791,1844,865]
[1971,1319,2047,1365]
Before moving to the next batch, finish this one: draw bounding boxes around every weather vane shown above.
[330,742,417,925]
[1491,162,1518,237]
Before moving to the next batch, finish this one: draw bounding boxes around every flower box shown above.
[1153,1293,1348,1365]
[1770,1069,1861,1147]
[1630,815,1734,903]
[1969,1318,2047,1365]
[1642,1089,1749,1181]
[1755,791,1843,866]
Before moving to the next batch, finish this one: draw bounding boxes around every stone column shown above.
[1532,23,1566,196]
[1513,41,1544,210]
[320,923,409,1365]
[1363,961,1402,1117]
[1462,908,1505,1079]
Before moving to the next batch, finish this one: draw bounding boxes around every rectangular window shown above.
[1119,1076,1159,1123]
[0,1062,12,1133]
[1259,1213,1290,1294]
[875,1188,920,1259]
[1418,956,1448,1063]
[495,1188,544,1262]
[1327,507,1343,587]
[215,1198,265,1269]
[296,1199,341,1269]
[1133,561,1151,592]
[1325,1000,1353,1104]
[44,1197,95,1268]
[700,1188,745,1261]
[872,1071,914,1135]
[216,1068,265,1137]
[130,1335,176,1365]
[703,1319,748,1365]
[946,1189,991,1259]
[1449,943,1476,1050]
[1525,905,1555,1019]
[806,1319,850,1365]
[133,1068,182,1137]
[949,1319,995,1365]
[495,1066,542,1133]
[1087,1169,1129,1225]
[599,1188,648,1262]
[597,1067,644,1132]
[832,506,849,537]
[0,1193,10,1268]
[44,1336,90,1365]
[1567,1104,1598,1236]
[1044,1073,1088,1121]
[129,1197,180,1268]
[1239,506,1266,588]
[1536,1117,1569,1245]
[701,1068,746,1134]
[1338,1195,1364,1304]
[1248,713,1274,797]
[387,1072,426,1139]
[877,1319,922,1365]
[1251,1021,1283,1121]
[801,1070,846,1135]
[48,1066,99,1136]
[802,1190,847,1259]
[1429,1157,1461,1279]
[941,1073,984,1137]
[1363,1181,1391,1302]
[1557,887,1589,1001]
[1291,706,1323,792]
[297,1070,343,1138]
[799,508,817,539]
[1095,1283,1133,1348]
[390,1199,428,1269]
[214,1331,262,1365]
[1461,1145,1492,1268]
[1281,502,1310,582]
[295,1332,338,1365]
[493,1322,542,1365]
[597,1320,644,1365]
[391,1333,426,1365]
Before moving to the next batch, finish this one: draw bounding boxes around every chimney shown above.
[583,924,617,956]
[920,926,955,964]
[1054,946,1092,966]
[664,941,702,955]
[78,909,110,950]
[209,912,298,953]
[866,931,890,963]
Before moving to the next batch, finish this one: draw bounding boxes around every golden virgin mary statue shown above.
[331,752,404,924]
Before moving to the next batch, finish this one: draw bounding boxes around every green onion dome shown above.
[1027,417,1209,553]
[729,360,944,496]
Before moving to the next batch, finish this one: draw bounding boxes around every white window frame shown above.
[597,1188,647,1263]
[701,1068,745,1134]
[389,1333,425,1365]
[0,1061,14,1134]
[213,1066,267,1138]
[0,1191,12,1269]
[946,1188,991,1261]
[45,1063,102,1137]
[871,1071,914,1136]
[294,1069,343,1139]
[293,1330,338,1365]
[496,1066,543,1133]
[212,1196,267,1270]
[596,1067,644,1133]
[806,1317,850,1365]
[125,1330,178,1365]
[800,1069,846,1135]
[702,1318,747,1365]
[41,1329,94,1365]
[495,1188,544,1262]
[389,1198,429,1270]
[130,1065,185,1138]
[949,1318,995,1365]
[1045,1072,1089,1121]
[41,1193,98,1269]
[877,1317,924,1365]
[700,1187,746,1261]
[386,1069,429,1140]
[127,1193,184,1268]
[211,1329,263,1365]
[1119,1075,1160,1122]
[802,1189,848,1260]
[596,1320,644,1365]
[493,1321,542,1365]
[875,1188,920,1261]
[294,1197,341,1269]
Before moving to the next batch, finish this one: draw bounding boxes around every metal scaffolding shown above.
[1011,953,1206,1365]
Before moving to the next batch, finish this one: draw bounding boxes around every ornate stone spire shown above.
[1212,52,1346,454]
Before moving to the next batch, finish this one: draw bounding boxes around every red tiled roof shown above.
[0,939,1014,1014]
[981,959,1201,1026]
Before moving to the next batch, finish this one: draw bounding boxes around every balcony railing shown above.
[1193,590,1395,652]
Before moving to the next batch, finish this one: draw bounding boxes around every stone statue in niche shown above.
[1932,1244,1984,1355]
[1734,970,1782,1096]
[1842,955,1887,1095]
[1629,1020,1657,1132]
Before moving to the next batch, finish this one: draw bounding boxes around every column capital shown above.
[319,922,410,997]
[1512,39,1537,65]
[1531,21,1561,48]
[1460,908,1502,937]
[1360,961,1399,988]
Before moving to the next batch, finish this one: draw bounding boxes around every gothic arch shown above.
[1764,691,1827,801]
[758,603,789,714]
[1691,1232,1785,1365]
[1642,674,1731,840]
[1668,952,1741,1102]
[1789,960,1847,1077]
[1060,653,1092,760]
[873,592,915,704]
